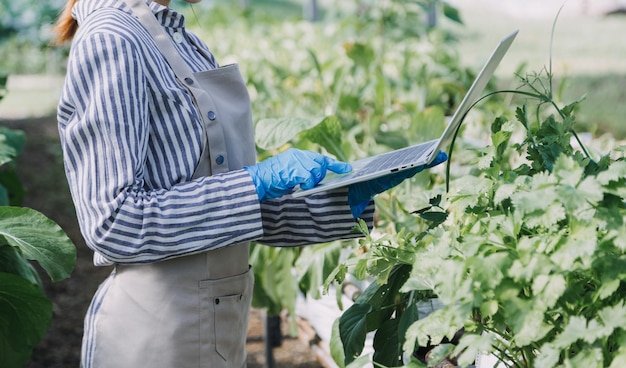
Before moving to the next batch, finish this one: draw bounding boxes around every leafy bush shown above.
[0,121,76,367]
[328,44,626,368]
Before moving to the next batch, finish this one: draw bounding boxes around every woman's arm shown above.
[58,30,264,264]
[259,190,374,247]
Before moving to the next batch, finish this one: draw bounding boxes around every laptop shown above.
[292,30,518,198]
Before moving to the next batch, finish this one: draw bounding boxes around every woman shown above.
[53,0,445,367]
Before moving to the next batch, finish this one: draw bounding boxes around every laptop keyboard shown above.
[352,141,436,179]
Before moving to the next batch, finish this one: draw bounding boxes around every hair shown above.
[52,0,80,45]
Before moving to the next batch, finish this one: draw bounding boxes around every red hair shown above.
[52,0,80,45]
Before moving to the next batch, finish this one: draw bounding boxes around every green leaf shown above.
[576,176,604,205]
[250,246,298,319]
[354,257,368,281]
[595,278,620,301]
[296,242,342,299]
[0,207,76,282]
[550,222,597,270]
[453,333,495,367]
[561,97,584,117]
[255,116,325,150]
[0,168,25,206]
[398,300,419,345]
[608,347,626,368]
[503,298,552,346]
[598,302,626,333]
[418,211,448,224]
[0,127,25,157]
[429,194,442,207]
[344,42,375,68]
[553,155,583,187]
[531,274,566,309]
[354,265,411,309]
[535,343,560,368]
[449,176,492,211]
[0,137,17,168]
[477,146,495,170]
[323,262,348,298]
[552,316,607,349]
[0,245,41,286]
[0,128,25,167]
[597,161,626,185]
[301,116,347,161]
[0,272,52,368]
[403,306,465,352]
[339,303,372,364]
[565,348,603,367]
[346,355,374,368]
[372,318,402,366]
[330,318,346,368]
[480,299,498,318]
[250,245,281,313]
[442,2,463,24]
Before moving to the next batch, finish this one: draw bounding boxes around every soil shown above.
[2,115,323,368]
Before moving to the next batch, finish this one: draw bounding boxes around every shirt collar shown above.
[72,0,186,30]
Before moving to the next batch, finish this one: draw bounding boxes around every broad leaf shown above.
[398,300,419,345]
[0,245,41,286]
[255,116,325,150]
[0,136,17,168]
[0,168,25,206]
[0,207,75,282]
[330,318,346,368]
[372,318,401,366]
[0,127,25,167]
[301,116,347,161]
[354,265,411,309]
[0,272,52,368]
[339,303,372,364]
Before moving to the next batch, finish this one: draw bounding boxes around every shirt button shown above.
[208,111,216,121]
[215,155,225,165]
[184,77,194,85]
[172,32,184,43]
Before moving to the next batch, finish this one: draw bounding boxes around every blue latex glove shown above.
[347,151,448,218]
[244,148,352,202]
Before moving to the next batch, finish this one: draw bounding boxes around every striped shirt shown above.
[57,0,373,266]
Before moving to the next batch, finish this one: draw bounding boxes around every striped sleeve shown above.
[258,188,375,246]
[59,31,263,264]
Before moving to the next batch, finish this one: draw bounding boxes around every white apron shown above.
[82,1,257,367]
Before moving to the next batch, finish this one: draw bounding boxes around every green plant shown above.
[327,15,626,367]
[396,77,624,367]
[0,126,76,368]
[228,0,469,332]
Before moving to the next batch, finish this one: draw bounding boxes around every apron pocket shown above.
[199,267,253,367]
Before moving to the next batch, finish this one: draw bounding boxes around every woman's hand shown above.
[244,149,352,202]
